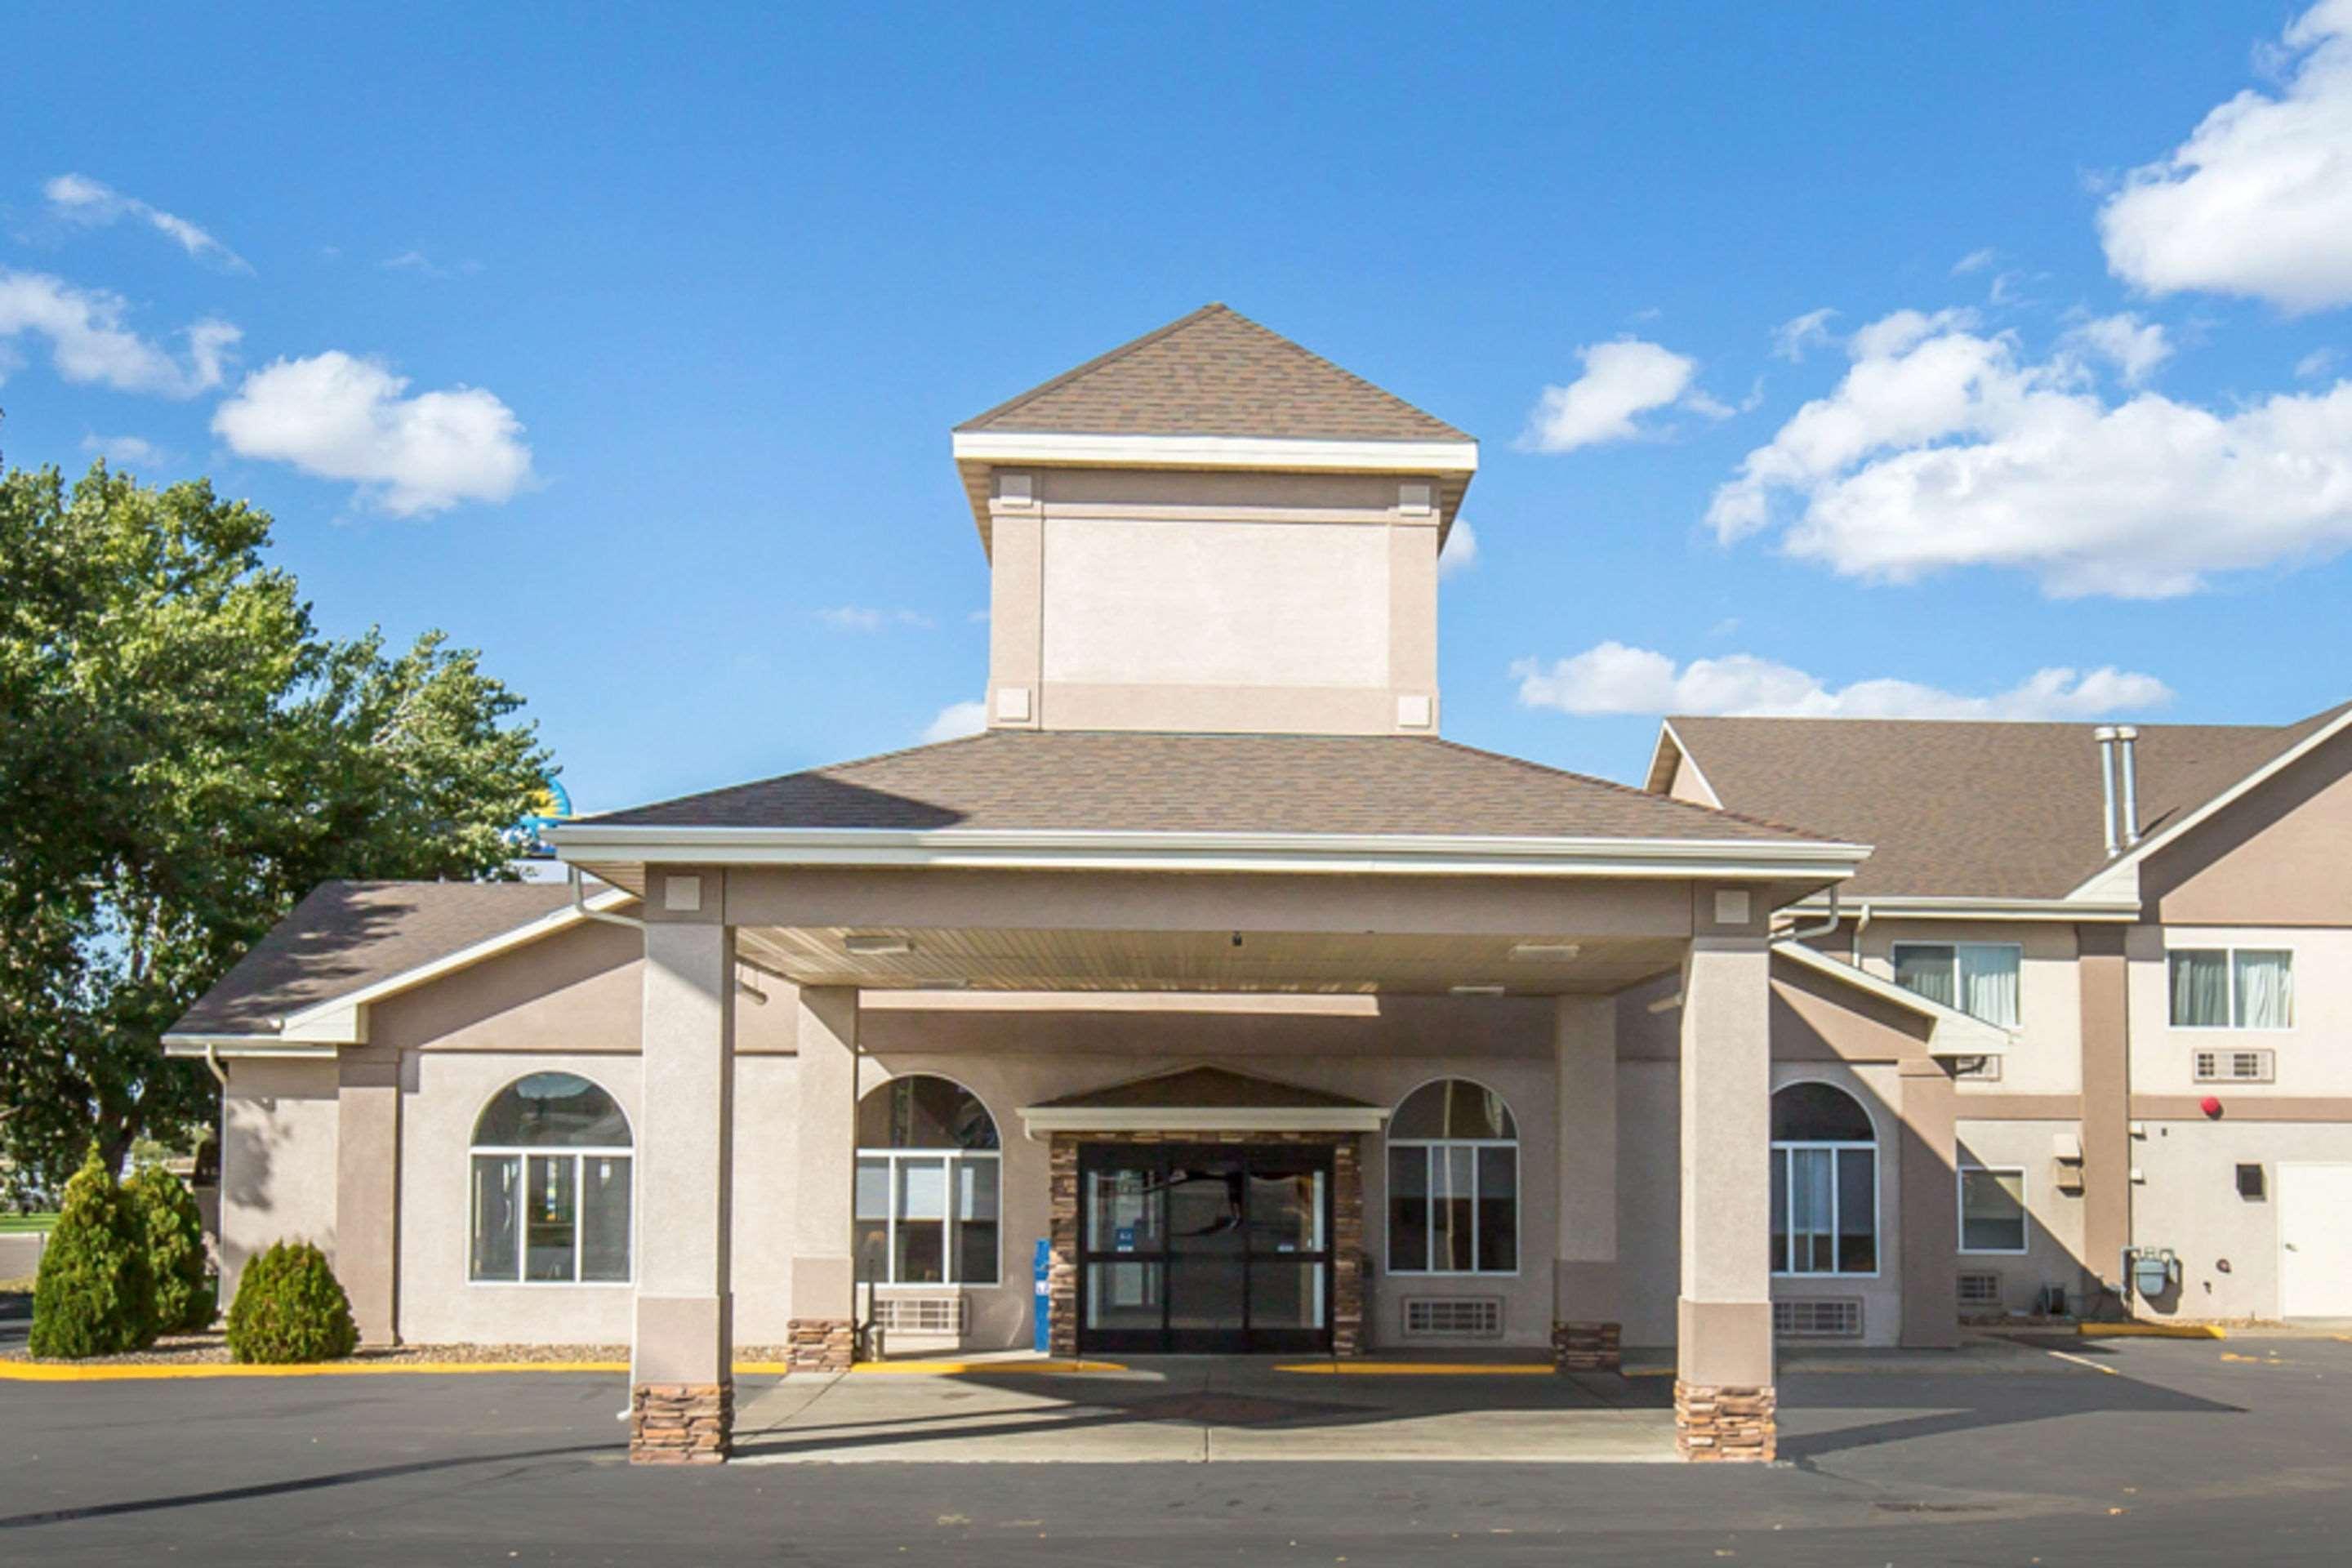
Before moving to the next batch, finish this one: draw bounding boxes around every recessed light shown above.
[1450,984,1506,997]
[844,933,911,956]
[1509,942,1581,963]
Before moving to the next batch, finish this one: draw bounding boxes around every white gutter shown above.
[1781,893,2140,923]
[550,825,1870,882]
[571,866,644,930]
[951,430,1478,475]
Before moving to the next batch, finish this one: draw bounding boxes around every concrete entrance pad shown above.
[733,1355,1681,1464]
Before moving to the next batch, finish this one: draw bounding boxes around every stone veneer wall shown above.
[630,1383,733,1464]
[785,1316,855,1373]
[1673,1382,1776,1462]
[1551,1321,1621,1372]
[1048,1131,1365,1357]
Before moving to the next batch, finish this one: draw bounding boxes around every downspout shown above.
[202,1041,231,1089]
[1849,902,1873,967]
[569,866,645,930]
[1784,884,1843,944]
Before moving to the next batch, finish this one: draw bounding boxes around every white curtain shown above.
[1895,945,1956,1009]
[1958,946,2020,1028]
[2234,950,2294,1029]
[2172,950,2229,1027]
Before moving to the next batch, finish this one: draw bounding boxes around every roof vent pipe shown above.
[2093,726,2121,858]
[2114,726,2142,848]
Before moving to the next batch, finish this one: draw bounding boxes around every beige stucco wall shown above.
[2130,1119,2352,1320]
[987,466,1441,736]
[2127,924,2352,1097]
[1766,1059,1907,1348]
[220,1057,341,1302]
[2142,727,2352,928]
[1953,1116,2092,1314]
[1851,920,2083,1098]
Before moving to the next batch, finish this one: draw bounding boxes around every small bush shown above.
[127,1163,213,1333]
[29,1147,158,1359]
[225,1241,358,1364]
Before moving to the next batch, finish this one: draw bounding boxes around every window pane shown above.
[1085,1261,1161,1330]
[1894,946,1956,1009]
[581,1156,631,1281]
[858,1075,1000,1150]
[2234,951,2293,1029]
[1957,946,2020,1029]
[894,1158,947,1283]
[1961,1168,2027,1251]
[1087,1166,1161,1254]
[854,1156,891,1283]
[1788,1148,1834,1273]
[1770,1149,1789,1274]
[1476,1147,1517,1272]
[524,1154,577,1281]
[1387,1145,1429,1272]
[1246,1169,1322,1254]
[1167,1254,1245,1330]
[474,1072,630,1147]
[956,1159,1000,1285]
[1771,1083,1873,1143]
[1392,1080,1515,1139]
[1836,1149,1876,1272]
[1434,1145,1477,1272]
[2171,950,2229,1027]
[470,1154,519,1281]
[1249,1262,1325,1330]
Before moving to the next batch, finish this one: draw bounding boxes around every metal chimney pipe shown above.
[2115,725,2142,848]
[2093,726,2121,858]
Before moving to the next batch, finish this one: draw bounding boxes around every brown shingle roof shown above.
[1661,704,2352,899]
[581,730,1831,843]
[956,304,1472,443]
[1034,1066,1372,1111]
[169,881,579,1036]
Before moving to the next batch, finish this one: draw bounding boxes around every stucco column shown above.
[2078,924,2131,1309]
[1675,933,1775,1461]
[630,883,735,1464]
[1896,1059,1962,1349]
[1552,995,1620,1370]
[787,984,858,1373]
[334,1046,401,1346]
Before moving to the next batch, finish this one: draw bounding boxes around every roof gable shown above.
[956,304,1470,442]
[1033,1065,1372,1111]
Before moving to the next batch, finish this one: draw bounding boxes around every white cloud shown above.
[2297,346,2340,377]
[380,249,482,280]
[1707,306,2352,597]
[43,173,250,273]
[1521,339,1713,451]
[1846,306,1979,361]
[211,351,533,515]
[2063,312,2174,385]
[1951,247,1998,276]
[81,433,167,467]
[919,700,988,744]
[1512,642,2173,720]
[1437,518,1478,578]
[2099,2,2352,311]
[0,269,238,396]
[1771,307,1838,363]
[819,606,936,632]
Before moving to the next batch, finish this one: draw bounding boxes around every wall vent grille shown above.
[871,1295,965,1334]
[1402,1297,1503,1339]
[2194,1049,2274,1084]
[1958,1272,2002,1308]
[1773,1298,1863,1338]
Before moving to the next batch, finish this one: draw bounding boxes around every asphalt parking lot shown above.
[4,1334,2350,1566]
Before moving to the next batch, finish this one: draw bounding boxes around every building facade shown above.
[167,305,2350,1468]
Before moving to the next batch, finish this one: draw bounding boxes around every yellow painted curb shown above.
[0,1359,628,1382]
[2078,1323,2227,1339]
[845,1359,1125,1375]
[1274,1361,1555,1376]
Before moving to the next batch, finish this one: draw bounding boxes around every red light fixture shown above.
[2199,1095,2223,1119]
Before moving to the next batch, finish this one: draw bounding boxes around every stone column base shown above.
[1552,1321,1621,1372]
[630,1382,732,1464]
[786,1316,854,1373]
[1673,1380,1775,1462]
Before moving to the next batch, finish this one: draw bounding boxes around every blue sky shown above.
[8,1,2352,813]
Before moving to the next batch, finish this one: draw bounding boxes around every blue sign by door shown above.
[1033,1238,1052,1354]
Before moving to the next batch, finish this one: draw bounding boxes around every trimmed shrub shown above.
[225,1241,358,1364]
[127,1163,214,1333]
[29,1147,158,1358]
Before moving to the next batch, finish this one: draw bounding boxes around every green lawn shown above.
[0,1213,58,1234]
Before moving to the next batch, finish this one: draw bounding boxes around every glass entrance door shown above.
[1078,1143,1333,1354]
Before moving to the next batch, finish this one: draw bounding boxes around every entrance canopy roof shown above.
[1018,1065,1387,1135]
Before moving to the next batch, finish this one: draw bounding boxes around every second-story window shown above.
[2170,947,2294,1030]
[1892,942,2020,1029]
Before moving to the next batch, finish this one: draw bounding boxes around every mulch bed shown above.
[1,1333,633,1367]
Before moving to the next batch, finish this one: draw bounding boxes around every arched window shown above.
[1387,1079,1518,1275]
[855,1076,1000,1286]
[1770,1081,1876,1276]
[470,1072,633,1284]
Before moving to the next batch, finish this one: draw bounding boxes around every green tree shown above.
[127,1162,213,1332]
[28,1147,157,1357]
[0,461,550,1189]
[225,1239,358,1364]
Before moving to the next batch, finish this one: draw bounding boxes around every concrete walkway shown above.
[733,1355,1680,1464]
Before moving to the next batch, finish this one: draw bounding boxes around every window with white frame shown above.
[2169,947,2293,1030]
[854,1076,1001,1286]
[1958,1166,2029,1254]
[1891,942,2020,1028]
[470,1072,633,1284]
[1387,1079,1518,1274]
[1770,1082,1878,1276]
